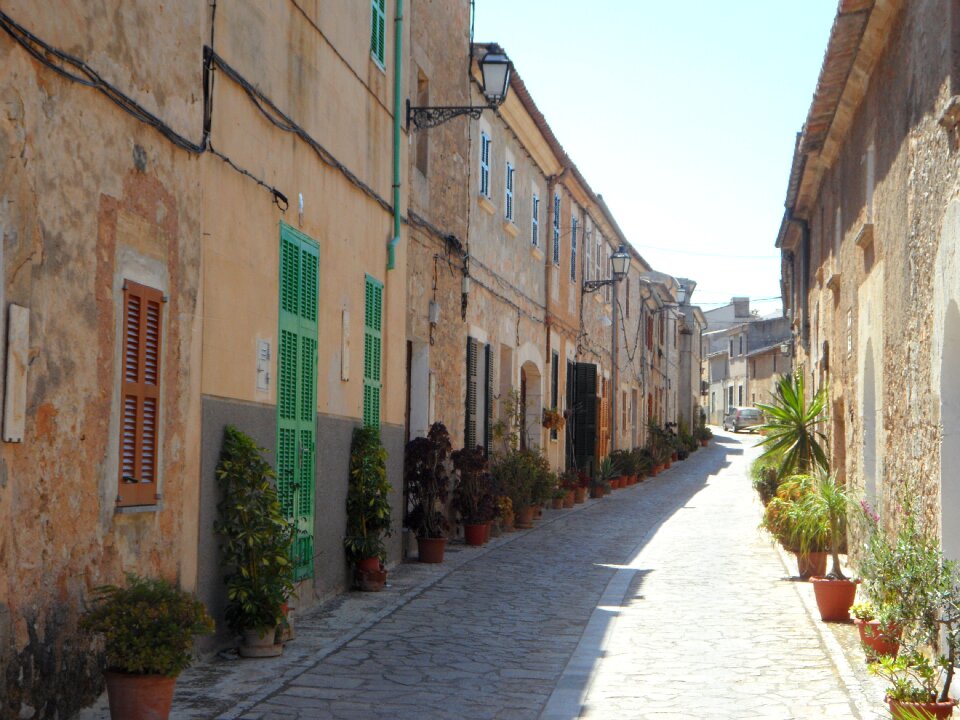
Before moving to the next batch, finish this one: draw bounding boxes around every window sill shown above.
[478,195,495,215]
[855,222,874,250]
[115,501,164,515]
[826,271,841,293]
[370,53,386,74]
[503,220,519,238]
[530,245,544,261]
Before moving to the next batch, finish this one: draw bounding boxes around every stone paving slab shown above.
[76,431,890,719]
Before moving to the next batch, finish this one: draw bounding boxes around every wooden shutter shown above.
[465,337,478,448]
[371,0,386,66]
[573,362,597,474]
[363,275,383,429]
[553,194,561,264]
[118,280,163,507]
[484,343,493,455]
[570,216,578,281]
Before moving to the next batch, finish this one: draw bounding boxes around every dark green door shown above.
[277,223,318,581]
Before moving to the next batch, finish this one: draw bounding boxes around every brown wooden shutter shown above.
[117,280,163,507]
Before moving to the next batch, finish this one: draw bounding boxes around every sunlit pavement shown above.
[77,431,888,719]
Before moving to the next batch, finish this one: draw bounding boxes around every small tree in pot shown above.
[344,426,392,589]
[755,370,829,480]
[451,444,495,545]
[404,422,452,562]
[215,426,295,657]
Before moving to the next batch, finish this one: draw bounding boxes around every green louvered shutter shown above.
[363,275,383,429]
[371,0,386,67]
[465,337,478,448]
[277,223,319,581]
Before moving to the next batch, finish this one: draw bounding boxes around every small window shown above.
[552,194,561,265]
[370,0,386,68]
[739,335,743,355]
[584,221,593,281]
[118,280,164,507]
[480,132,491,198]
[505,163,514,221]
[531,194,539,246]
[570,215,578,281]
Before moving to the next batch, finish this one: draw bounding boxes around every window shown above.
[552,194,561,264]
[531,194,539,246]
[480,132,491,198]
[585,221,593,281]
[729,339,734,356]
[739,335,743,355]
[550,350,559,440]
[595,232,602,284]
[363,276,383,428]
[505,163,514,221]
[866,143,876,223]
[118,280,164,507]
[466,338,493,453]
[370,0,386,68]
[570,215,578,281]
[738,385,743,406]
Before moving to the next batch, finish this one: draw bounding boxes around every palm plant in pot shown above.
[451,444,495,546]
[81,575,214,720]
[790,468,856,622]
[404,422,452,562]
[755,369,829,481]
[215,426,296,657]
[344,426,392,590]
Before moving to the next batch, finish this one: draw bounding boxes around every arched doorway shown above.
[941,302,960,560]
[520,361,542,451]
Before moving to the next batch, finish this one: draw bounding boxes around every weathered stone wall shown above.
[0,2,205,716]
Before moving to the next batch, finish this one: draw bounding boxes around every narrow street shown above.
[82,433,886,720]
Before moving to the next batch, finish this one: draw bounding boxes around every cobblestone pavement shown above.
[77,431,890,719]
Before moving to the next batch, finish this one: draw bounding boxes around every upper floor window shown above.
[570,215,578,281]
[480,132,491,198]
[584,221,593,281]
[531,194,539,246]
[866,142,876,223]
[370,0,386,68]
[505,162,514,221]
[739,335,743,355]
[552,194,561,264]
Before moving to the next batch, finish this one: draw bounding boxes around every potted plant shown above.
[791,468,856,622]
[851,601,900,660]
[755,370,829,480]
[451,444,495,546]
[559,469,578,506]
[871,653,957,719]
[609,449,636,486]
[760,474,829,578]
[496,495,514,531]
[344,426,392,590]
[634,448,654,481]
[491,449,537,528]
[591,457,617,498]
[404,422,453,562]
[215,426,295,657]
[541,407,565,431]
[81,575,214,720]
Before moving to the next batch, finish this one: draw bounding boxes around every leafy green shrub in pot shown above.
[756,369,829,480]
[451,444,496,525]
[790,469,849,578]
[760,475,828,552]
[490,448,547,511]
[81,574,214,676]
[215,426,295,636]
[344,426,392,565]
[404,422,452,539]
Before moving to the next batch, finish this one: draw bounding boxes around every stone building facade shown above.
[777,0,960,546]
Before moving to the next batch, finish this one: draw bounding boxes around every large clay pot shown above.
[574,487,587,504]
[516,506,536,529]
[105,671,176,720]
[589,486,604,499]
[795,551,828,579]
[482,522,491,543]
[810,577,860,622]
[563,491,575,508]
[239,626,283,657]
[356,557,380,573]
[887,697,956,719]
[355,566,387,592]
[463,524,486,546]
[417,536,447,563]
[855,619,900,659]
[551,498,564,510]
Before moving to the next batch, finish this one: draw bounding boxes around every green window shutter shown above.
[277,223,319,581]
[484,343,493,455]
[363,275,383,429]
[465,337,478,448]
[371,0,386,67]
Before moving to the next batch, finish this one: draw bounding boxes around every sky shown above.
[474,1,839,318]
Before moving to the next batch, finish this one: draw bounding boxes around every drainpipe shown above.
[387,0,404,271]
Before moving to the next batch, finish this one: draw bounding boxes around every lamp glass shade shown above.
[610,245,630,280]
[480,51,512,104]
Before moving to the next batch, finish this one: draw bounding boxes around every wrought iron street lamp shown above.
[407,46,513,130]
[582,245,630,294]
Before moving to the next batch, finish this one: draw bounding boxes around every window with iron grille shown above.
[531,194,539,246]
[480,132,491,198]
[505,162,514,221]
[370,0,386,68]
[118,280,164,507]
[552,194,561,264]
[570,215,578,281]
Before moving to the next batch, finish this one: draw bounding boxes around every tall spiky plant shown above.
[755,370,829,479]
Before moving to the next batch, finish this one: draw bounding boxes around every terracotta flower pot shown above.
[795,551,828,579]
[563,491,574,508]
[700,439,708,447]
[417,536,447,563]
[551,498,564,510]
[105,671,177,720]
[664,459,672,469]
[464,524,486,546]
[515,506,535,529]
[574,487,586,504]
[855,619,900,659]
[810,577,860,622]
[651,465,661,476]
[356,557,380,573]
[887,697,956,720]
[589,486,603,499]
[482,522,491,543]
[355,566,387,592]
[239,626,283,657]
[501,513,515,531]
